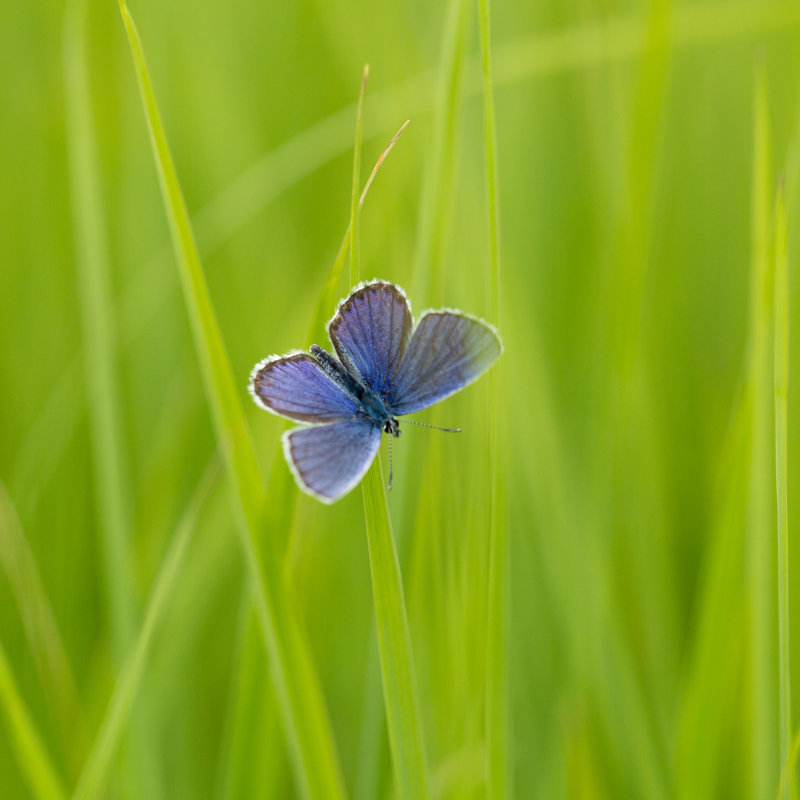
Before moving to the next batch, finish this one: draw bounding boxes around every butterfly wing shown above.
[388,311,502,416]
[283,419,381,502]
[328,281,413,395]
[250,351,358,423]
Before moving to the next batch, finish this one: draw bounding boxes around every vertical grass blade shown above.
[118,5,346,798]
[774,182,792,799]
[748,57,777,799]
[414,0,470,302]
[0,639,66,800]
[362,459,430,799]
[63,0,135,654]
[477,0,508,796]
[71,459,220,800]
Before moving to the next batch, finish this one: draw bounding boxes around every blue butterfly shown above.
[249,280,503,503]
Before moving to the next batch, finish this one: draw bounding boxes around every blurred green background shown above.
[2,0,800,797]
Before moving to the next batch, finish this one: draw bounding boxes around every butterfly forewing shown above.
[328,281,413,395]
[389,311,502,416]
[250,352,359,423]
[284,419,381,502]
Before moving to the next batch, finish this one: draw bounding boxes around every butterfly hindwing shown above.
[389,311,502,416]
[283,419,381,503]
[250,352,359,423]
[328,281,413,396]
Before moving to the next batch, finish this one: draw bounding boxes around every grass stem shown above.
[477,0,508,796]
[774,182,792,799]
[362,458,430,799]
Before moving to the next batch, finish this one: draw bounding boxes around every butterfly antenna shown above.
[387,437,393,491]
[404,420,462,433]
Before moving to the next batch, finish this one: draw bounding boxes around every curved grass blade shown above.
[117,4,346,798]
[71,458,220,800]
[362,457,430,799]
[0,638,66,800]
[477,0,508,795]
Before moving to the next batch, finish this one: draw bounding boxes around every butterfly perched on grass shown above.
[249,280,502,502]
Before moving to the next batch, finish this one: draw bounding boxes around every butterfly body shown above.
[309,344,399,435]
[250,280,501,503]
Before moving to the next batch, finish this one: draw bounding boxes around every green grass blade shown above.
[748,56,777,798]
[118,5,346,798]
[362,458,430,799]
[0,479,88,777]
[71,458,220,800]
[477,0,508,796]
[674,385,750,798]
[774,181,792,799]
[0,638,66,800]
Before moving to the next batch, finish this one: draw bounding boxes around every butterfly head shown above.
[383,417,400,437]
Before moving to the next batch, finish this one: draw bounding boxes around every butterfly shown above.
[249,280,503,503]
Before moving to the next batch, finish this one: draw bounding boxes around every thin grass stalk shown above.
[362,458,430,799]
[305,120,411,350]
[774,183,792,799]
[71,459,220,800]
[0,639,66,800]
[350,66,369,287]
[477,0,508,796]
[118,5,346,798]
[749,59,777,798]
